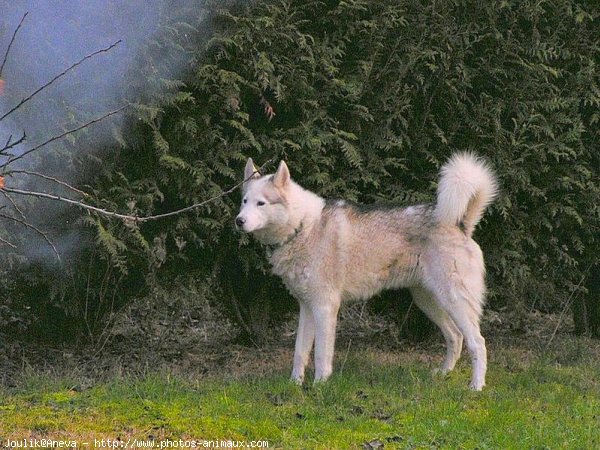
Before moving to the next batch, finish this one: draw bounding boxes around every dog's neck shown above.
[266,221,304,253]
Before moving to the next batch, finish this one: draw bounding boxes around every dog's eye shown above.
[257,201,266,206]
[243,198,247,204]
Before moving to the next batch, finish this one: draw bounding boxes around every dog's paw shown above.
[290,375,304,385]
[469,380,485,391]
[313,374,332,385]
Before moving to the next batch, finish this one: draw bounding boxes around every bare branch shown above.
[145,157,273,220]
[0,12,28,78]
[1,105,127,169]
[1,187,134,221]
[0,212,61,263]
[0,159,274,223]
[0,189,26,220]
[0,130,26,157]
[6,169,89,197]
[0,40,122,123]
[0,235,17,249]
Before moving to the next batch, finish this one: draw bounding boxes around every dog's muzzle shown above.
[235,216,246,229]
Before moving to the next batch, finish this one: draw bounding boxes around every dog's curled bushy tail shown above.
[435,153,498,237]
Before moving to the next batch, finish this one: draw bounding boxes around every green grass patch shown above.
[1,349,599,449]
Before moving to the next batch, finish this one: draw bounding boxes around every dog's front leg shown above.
[312,295,341,383]
[291,301,315,384]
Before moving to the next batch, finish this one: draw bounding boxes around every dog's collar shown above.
[266,222,304,254]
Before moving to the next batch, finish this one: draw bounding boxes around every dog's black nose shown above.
[235,216,245,227]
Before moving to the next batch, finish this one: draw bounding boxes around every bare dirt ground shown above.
[1,295,599,388]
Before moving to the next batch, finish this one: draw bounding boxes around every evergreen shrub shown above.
[4,0,599,342]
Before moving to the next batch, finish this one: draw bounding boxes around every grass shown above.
[1,341,599,449]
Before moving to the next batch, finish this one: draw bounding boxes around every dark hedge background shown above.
[1,0,598,344]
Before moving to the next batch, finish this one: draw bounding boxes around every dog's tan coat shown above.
[236,154,497,390]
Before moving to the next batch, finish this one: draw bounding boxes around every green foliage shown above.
[83,0,600,340]
[4,0,598,342]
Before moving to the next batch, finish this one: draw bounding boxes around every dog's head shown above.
[235,158,291,233]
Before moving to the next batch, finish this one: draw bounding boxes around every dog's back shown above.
[304,201,433,300]
[273,152,498,304]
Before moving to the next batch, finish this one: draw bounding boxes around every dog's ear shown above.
[244,158,261,181]
[272,160,290,188]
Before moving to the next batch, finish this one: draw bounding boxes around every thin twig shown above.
[339,339,353,376]
[397,300,415,335]
[0,212,61,263]
[131,158,274,221]
[6,169,89,197]
[0,131,26,156]
[1,105,128,169]
[0,40,121,123]
[0,190,26,220]
[545,262,594,349]
[2,187,137,221]
[0,12,28,78]
[1,159,274,223]
[0,235,17,249]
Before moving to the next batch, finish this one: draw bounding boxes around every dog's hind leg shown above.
[312,294,342,382]
[433,284,487,391]
[446,307,486,391]
[410,286,463,374]
[291,302,315,384]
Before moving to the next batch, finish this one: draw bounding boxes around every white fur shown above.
[236,154,497,390]
[435,152,498,236]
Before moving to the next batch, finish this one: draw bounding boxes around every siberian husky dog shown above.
[235,154,497,390]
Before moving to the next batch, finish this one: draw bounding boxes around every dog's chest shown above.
[269,248,315,299]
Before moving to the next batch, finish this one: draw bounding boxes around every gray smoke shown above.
[0,0,205,264]
[1,1,160,142]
